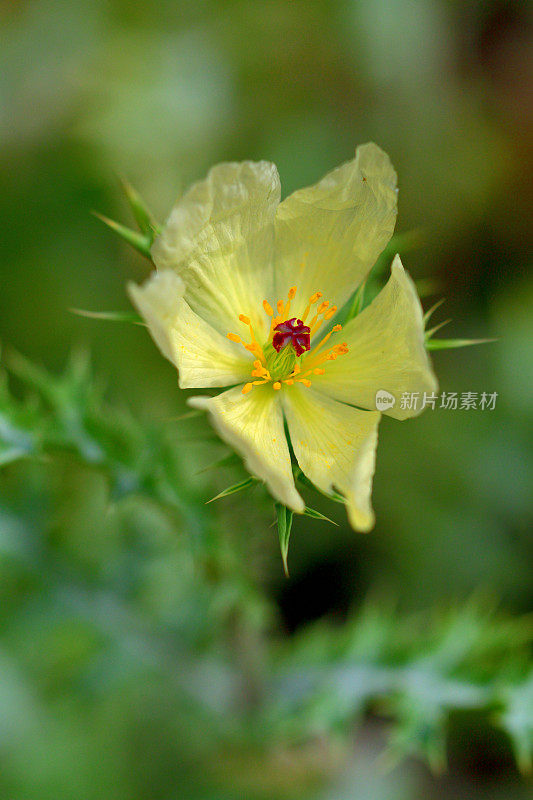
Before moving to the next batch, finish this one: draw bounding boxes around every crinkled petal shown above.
[128,270,253,388]
[188,386,304,513]
[151,161,280,339]
[314,255,438,419]
[274,143,397,318]
[282,385,380,532]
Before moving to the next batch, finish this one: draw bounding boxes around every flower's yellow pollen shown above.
[230,286,347,394]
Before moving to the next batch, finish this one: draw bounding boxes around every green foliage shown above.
[276,502,293,578]
[207,476,258,504]
[426,338,496,351]
[93,178,159,260]
[0,351,531,785]
[271,599,533,773]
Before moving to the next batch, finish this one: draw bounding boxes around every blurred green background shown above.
[1,0,532,798]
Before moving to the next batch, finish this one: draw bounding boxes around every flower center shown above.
[227,286,348,394]
[272,318,311,357]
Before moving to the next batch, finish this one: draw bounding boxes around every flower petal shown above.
[282,385,380,532]
[129,270,253,388]
[274,143,397,318]
[314,256,438,419]
[151,161,280,338]
[188,386,304,513]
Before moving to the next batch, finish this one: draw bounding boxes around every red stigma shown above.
[272,318,311,357]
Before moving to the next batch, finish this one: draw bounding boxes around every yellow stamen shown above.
[284,286,297,317]
[269,314,282,337]
[309,317,324,335]
[302,292,322,322]
[245,342,263,359]
[232,287,344,394]
[289,363,301,377]
[305,324,343,364]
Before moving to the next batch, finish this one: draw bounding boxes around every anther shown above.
[298,378,312,387]
[273,382,281,390]
[324,306,337,320]
[288,286,297,300]
[242,383,253,394]
[239,314,250,325]
[263,300,274,316]
[227,333,241,343]
[313,368,325,375]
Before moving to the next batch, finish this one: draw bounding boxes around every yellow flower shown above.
[129,144,437,531]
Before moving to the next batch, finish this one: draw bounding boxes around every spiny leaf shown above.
[275,503,294,578]
[425,318,452,339]
[293,464,346,505]
[118,175,160,240]
[426,338,496,351]
[206,476,257,504]
[92,211,152,259]
[423,297,446,326]
[167,410,205,422]
[303,506,338,525]
[197,452,241,474]
[70,309,144,325]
